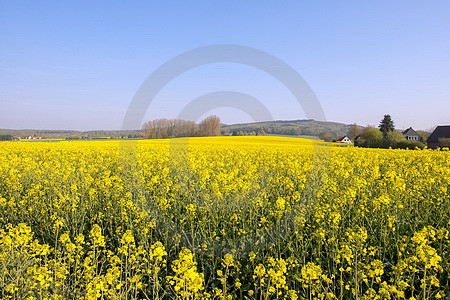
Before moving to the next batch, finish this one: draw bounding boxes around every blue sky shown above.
[1,1,449,131]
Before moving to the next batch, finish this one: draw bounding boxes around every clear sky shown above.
[1,1,449,131]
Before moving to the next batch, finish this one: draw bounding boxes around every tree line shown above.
[223,120,350,137]
[354,115,426,149]
[319,115,429,149]
[141,115,221,139]
[0,135,14,141]
[231,129,267,136]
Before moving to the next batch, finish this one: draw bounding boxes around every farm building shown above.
[335,136,352,143]
[402,127,422,141]
[426,126,450,149]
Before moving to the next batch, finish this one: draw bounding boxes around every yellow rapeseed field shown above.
[0,136,448,299]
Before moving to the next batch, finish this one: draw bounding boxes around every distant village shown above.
[13,135,42,140]
[333,125,450,149]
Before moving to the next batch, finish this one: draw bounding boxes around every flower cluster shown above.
[167,248,205,299]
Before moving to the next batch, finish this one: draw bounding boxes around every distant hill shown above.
[1,119,359,139]
[0,129,141,139]
[222,119,358,137]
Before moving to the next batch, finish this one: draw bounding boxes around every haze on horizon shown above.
[1,1,449,132]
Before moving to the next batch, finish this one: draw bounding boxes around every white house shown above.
[336,136,352,143]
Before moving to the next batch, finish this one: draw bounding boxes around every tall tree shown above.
[319,131,333,142]
[347,124,362,140]
[142,118,197,139]
[198,115,221,137]
[378,115,395,137]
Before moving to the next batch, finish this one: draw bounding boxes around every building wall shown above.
[405,135,419,141]
[339,137,352,143]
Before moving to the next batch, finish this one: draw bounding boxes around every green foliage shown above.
[356,127,426,150]
[257,129,267,136]
[438,138,450,148]
[223,119,357,137]
[355,127,383,148]
[356,127,427,150]
[416,130,430,141]
[347,124,362,140]
[378,115,395,136]
[384,130,406,148]
[0,135,13,141]
[319,131,334,142]
[393,140,426,150]
[66,136,81,140]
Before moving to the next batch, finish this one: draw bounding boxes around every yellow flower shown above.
[89,224,105,247]
[168,248,204,297]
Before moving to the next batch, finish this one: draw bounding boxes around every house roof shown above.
[402,127,420,137]
[426,126,450,143]
[336,135,349,141]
